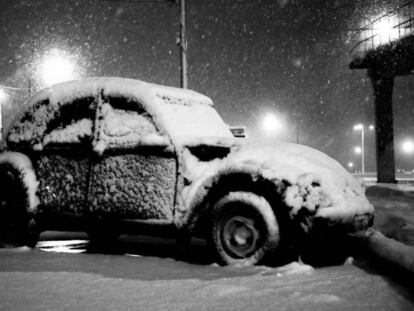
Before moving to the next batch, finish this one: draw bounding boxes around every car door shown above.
[35,97,95,216]
[87,95,177,221]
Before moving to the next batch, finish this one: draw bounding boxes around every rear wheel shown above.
[210,192,280,265]
[0,165,39,247]
[87,220,120,246]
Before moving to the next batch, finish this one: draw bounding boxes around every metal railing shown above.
[351,0,414,56]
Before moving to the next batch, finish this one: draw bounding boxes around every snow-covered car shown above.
[0,77,374,265]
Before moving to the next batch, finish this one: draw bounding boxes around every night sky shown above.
[0,0,413,170]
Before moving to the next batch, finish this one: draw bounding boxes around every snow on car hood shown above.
[228,140,356,190]
[183,139,374,222]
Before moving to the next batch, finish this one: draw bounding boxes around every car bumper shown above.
[313,212,374,234]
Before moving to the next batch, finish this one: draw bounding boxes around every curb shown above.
[351,228,414,274]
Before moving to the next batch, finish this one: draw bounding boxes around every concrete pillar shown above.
[369,70,396,183]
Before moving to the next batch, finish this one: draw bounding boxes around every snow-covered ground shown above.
[0,182,413,310]
[0,236,413,311]
[365,183,414,246]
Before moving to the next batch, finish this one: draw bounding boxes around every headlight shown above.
[353,214,373,231]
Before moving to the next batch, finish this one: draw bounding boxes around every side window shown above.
[93,96,168,154]
[42,97,95,147]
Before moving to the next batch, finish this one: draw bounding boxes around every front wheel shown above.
[209,192,280,266]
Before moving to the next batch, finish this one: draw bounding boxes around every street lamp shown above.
[37,49,79,87]
[401,139,414,154]
[262,113,283,138]
[373,14,399,45]
[353,123,374,174]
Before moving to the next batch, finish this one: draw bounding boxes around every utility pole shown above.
[296,117,299,144]
[179,0,187,89]
[101,0,188,88]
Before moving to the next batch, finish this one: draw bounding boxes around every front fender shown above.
[175,162,285,232]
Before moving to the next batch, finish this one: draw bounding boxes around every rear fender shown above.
[0,152,39,214]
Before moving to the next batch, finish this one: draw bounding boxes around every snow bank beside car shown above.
[365,183,414,247]
[353,228,414,275]
[366,183,414,198]
[355,183,414,275]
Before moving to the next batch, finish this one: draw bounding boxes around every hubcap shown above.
[221,215,260,258]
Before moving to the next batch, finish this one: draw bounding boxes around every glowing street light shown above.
[37,48,79,87]
[401,139,414,154]
[262,113,283,138]
[353,124,363,131]
[373,15,399,44]
[354,146,362,154]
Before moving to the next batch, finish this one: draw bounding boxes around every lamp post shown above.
[293,109,300,144]
[353,124,374,174]
[179,0,187,89]
[353,124,365,174]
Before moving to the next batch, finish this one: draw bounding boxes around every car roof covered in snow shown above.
[6,77,232,149]
[28,77,213,108]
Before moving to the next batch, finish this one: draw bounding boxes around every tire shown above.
[210,191,280,266]
[87,221,120,246]
[299,231,352,267]
[0,164,39,248]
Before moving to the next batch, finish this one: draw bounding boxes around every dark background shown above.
[0,0,413,171]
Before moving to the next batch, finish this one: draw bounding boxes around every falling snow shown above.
[0,0,412,171]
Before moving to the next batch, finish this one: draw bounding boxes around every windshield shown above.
[157,101,233,141]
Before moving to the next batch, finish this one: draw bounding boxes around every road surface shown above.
[0,233,413,311]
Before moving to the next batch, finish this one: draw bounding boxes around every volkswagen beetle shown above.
[0,77,374,265]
